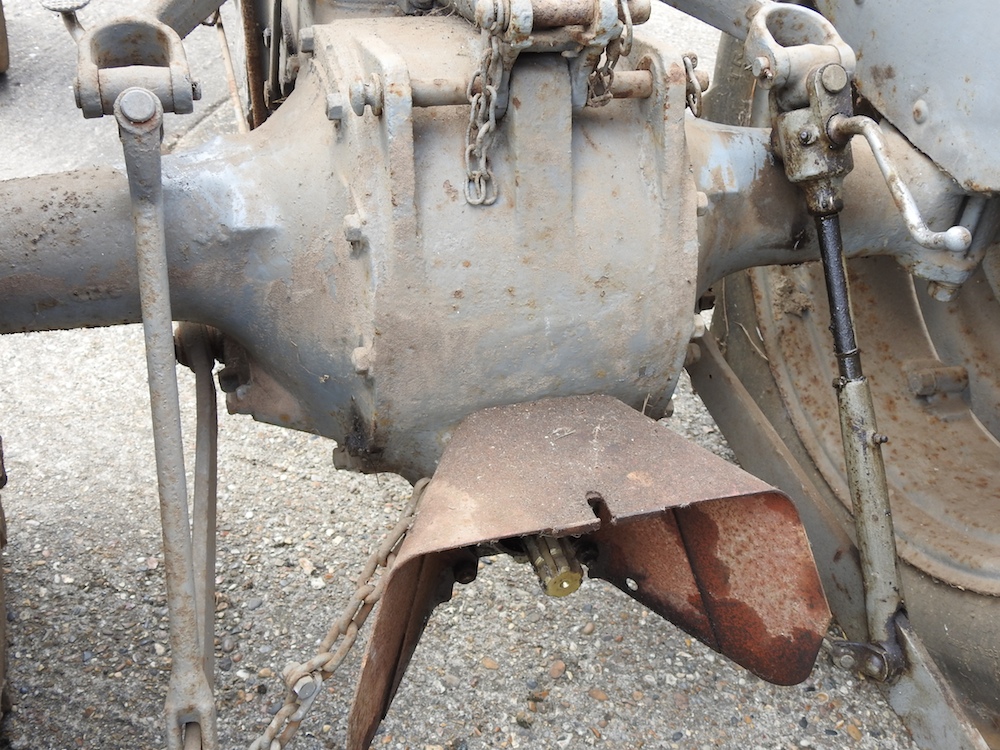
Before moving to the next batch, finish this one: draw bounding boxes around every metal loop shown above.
[683,55,702,117]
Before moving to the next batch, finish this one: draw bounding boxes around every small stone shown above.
[309,577,326,589]
[258,667,274,679]
[218,656,232,672]
[549,660,566,679]
[587,688,608,702]
[299,558,315,575]
[632,690,644,701]
[581,622,595,636]
[153,643,167,656]
[481,657,499,670]
[515,710,534,729]
[846,724,862,741]
[221,636,236,653]
[799,716,808,729]
[443,674,461,689]
[247,597,264,610]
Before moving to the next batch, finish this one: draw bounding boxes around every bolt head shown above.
[695,191,709,217]
[326,92,346,122]
[751,56,770,78]
[913,98,929,124]
[836,653,857,670]
[299,26,315,53]
[820,65,849,94]
[927,280,959,302]
[118,88,159,123]
[798,127,819,146]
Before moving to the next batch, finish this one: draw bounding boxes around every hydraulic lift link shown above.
[115,87,219,750]
[770,61,910,679]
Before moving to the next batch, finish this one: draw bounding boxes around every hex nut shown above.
[298,26,315,54]
[343,213,365,243]
[327,92,346,122]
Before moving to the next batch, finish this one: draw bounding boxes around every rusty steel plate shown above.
[347,395,830,749]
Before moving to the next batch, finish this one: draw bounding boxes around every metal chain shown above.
[683,54,703,117]
[465,31,503,206]
[247,478,430,750]
[587,0,633,107]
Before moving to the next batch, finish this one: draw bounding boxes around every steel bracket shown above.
[345,394,830,749]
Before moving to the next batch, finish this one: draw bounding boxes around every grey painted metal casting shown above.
[0,0,997,748]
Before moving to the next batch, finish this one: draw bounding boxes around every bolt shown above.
[684,342,702,367]
[326,92,346,122]
[298,26,315,53]
[820,64,849,94]
[913,98,929,124]
[292,675,317,701]
[751,56,771,79]
[695,191,709,216]
[872,432,889,445]
[118,88,158,123]
[798,127,819,146]
[343,213,365,244]
[453,558,479,585]
[191,81,202,101]
[351,344,373,375]
[835,653,856,670]
[926,279,959,302]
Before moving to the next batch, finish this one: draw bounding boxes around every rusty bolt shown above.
[751,56,771,79]
[926,279,958,302]
[872,432,889,445]
[820,64,849,94]
[912,99,929,124]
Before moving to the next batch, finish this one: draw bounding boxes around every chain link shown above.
[247,478,430,750]
[683,54,703,117]
[587,0,633,107]
[465,32,503,206]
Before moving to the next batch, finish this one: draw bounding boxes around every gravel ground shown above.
[0,2,916,749]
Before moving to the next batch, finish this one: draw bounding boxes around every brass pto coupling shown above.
[523,535,584,597]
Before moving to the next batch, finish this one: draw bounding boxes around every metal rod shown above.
[828,115,971,253]
[815,214,863,381]
[115,87,218,750]
[814,212,903,646]
[212,12,249,134]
